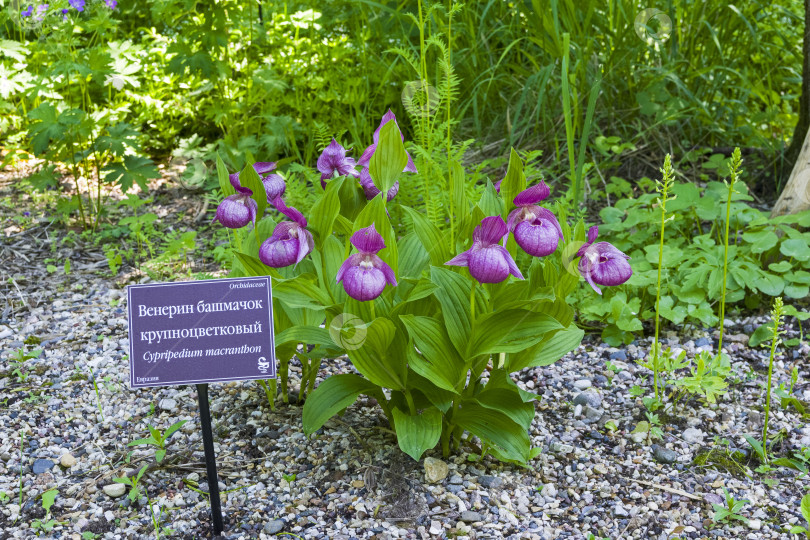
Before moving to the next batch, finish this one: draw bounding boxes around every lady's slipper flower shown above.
[212,170,261,229]
[317,139,359,188]
[227,161,285,203]
[358,168,398,202]
[446,216,524,284]
[262,172,286,203]
[336,224,397,301]
[356,110,418,174]
[259,198,314,268]
[506,182,563,257]
[576,226,632,294]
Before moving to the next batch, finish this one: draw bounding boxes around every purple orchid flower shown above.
[262,173,286,203]
[336,224,397,301]
[212,173,257,229]
[21,5,33,16]
[576,226,632,294]
[259,198,314,268]
[228,162,286,204]
[356,110,418,174]
[68,0,84,11]
[105,0,117,8]
[506,182,563,257]
[446,216,524,284]
[358,168,398,202]
[35,3,48,20]
[317,139,359,189]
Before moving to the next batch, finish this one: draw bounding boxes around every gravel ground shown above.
[2,182,810,539]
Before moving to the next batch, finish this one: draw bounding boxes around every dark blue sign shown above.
[127,276,276,388]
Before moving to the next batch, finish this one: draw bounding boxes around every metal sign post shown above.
[196,383,224,535]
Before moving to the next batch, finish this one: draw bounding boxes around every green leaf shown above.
[742,229,778,254]
[801,493,810,525]
[506,323,584,372]
[449,161,470,233]
[239,160,268,220]
[477,180,504,217]
[643,244,684,268]
[781,238,810,261]
[155,449,166,463]
[273,274,331,310]
[400,315,465,392]
[391,407,442,460]
[499,148,527,217]
[347,317,406,390]
[234,252,278,278]
[397,232,430,278]
[103,155,160,193]
[27,103,62,155]
[407,371,454,413]
[276,326,334,347]
[753,272,784,296]
[454,403,532,464]
[429,266,472,356]
[302,374,377,436]
[40,489,57,513]
[369,120,408,197]
[473,369,536,430]
[216,153,236,198]
[403,206,450,267]
[163,420,188,440]
[748,323,773,347]
[0,40,28,62]
[310,177,343,247]
[469,310,562,355]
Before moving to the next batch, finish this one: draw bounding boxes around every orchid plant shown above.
[211,110,632,464]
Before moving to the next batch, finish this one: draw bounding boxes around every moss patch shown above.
[692,446,749,477]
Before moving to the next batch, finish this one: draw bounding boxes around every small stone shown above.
[652,444,678,464]
[629,432,647,444]
[584,405,603,422]
[32,459,54,474]
[540,483,557,498]
[695,337,711,348]
[423,457,449,484]
[479,475,503,489]
[749,519,761,530]
[351,480,365,488]
[614,503,629,517]
[460,510,484,523]
[0,326,12,339]
[429,520,442,535]
[609,350,627,361]
[103,483,127,498]
[573,379,592,390]
[60,454,77,468]
[104,510,115,522]
[682,428,704,444]
[573,392,602,408]
[448,474,463,485]
[549,441,574,454]
[158,398,177,412]
[264,519,285,534]
[593,463,608,475]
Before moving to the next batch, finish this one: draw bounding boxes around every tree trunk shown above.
[780,0,810,185]
[772,125,810,216]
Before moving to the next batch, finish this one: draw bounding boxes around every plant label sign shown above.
[126,276,276,388]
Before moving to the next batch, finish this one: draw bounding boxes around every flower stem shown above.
[718,148,742,354]
[652,154,674,402]
[763,297,783,463]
